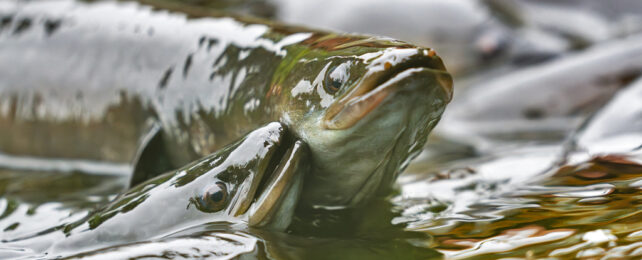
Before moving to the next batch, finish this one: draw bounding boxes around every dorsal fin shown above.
[129,123,174,188]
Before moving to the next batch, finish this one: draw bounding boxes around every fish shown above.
[485,0,613,46]
[141,0,513,75]
[260,0,510,75]
[0,0,452,209]
[1,122,309,258]
[574,76,642,156]
[439,33,642,148]
[485,0,642,44]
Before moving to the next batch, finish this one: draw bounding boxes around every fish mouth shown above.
[323,51,453,130]
[246,135,307,230]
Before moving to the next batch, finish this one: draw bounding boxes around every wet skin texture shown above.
[0,0,452,208]
[3,122,308,257]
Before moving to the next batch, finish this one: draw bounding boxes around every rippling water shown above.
[1,140,640,259]
[2,0,642,259]
[399,142,642,259]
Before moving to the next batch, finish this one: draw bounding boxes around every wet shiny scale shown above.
[1,0,642,259]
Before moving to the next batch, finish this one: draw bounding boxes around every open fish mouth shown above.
[323,50,453,130]
[245,134,307,230]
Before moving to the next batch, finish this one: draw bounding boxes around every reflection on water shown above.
[1,0,642,259]
[0,168,438,258]
[399,147,642,259]
[1,149,640,258]
[67,229,259,259]
[0,168,442,259]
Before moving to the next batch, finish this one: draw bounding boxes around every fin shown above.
[129,123,174,188]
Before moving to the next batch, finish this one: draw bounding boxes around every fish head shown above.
[271,36,453,209]
[177,122,309,231]
[62,122,308,244]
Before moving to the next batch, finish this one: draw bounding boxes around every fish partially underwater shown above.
[1,122,308,258]
[0,0,452,209]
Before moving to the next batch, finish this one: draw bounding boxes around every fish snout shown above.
[323,49,453,130]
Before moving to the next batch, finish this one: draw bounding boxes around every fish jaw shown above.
[248,140,308,231]
[323,67,452,130]
[222,122,287,218]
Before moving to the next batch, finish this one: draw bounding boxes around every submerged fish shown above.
[0,0,452,208]
[2,122,308,257]
[574,76,642,155]
[439,33,642,148]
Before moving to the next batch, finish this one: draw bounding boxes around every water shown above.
[398,144,642,259]
[0,168,443,259]
[1,141,640,259]
[1,0,642,259]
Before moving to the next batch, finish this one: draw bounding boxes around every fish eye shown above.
[195,182,228,213]
[324,63,350,94]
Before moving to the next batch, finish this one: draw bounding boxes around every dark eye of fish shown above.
[324,63,350,94]
[196,182,228,213]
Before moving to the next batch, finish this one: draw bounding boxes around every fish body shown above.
[440,34,642,147]
[0,0,452,208]
[142,0,514,75]
[575,76,642,155]
[2,122,308,257]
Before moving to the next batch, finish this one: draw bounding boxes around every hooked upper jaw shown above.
[224,123,308,231]
[225,122,286,218]
[322,49,453,130]
[248,140,307,230]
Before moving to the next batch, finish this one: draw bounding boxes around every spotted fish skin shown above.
[0,0,452,208]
